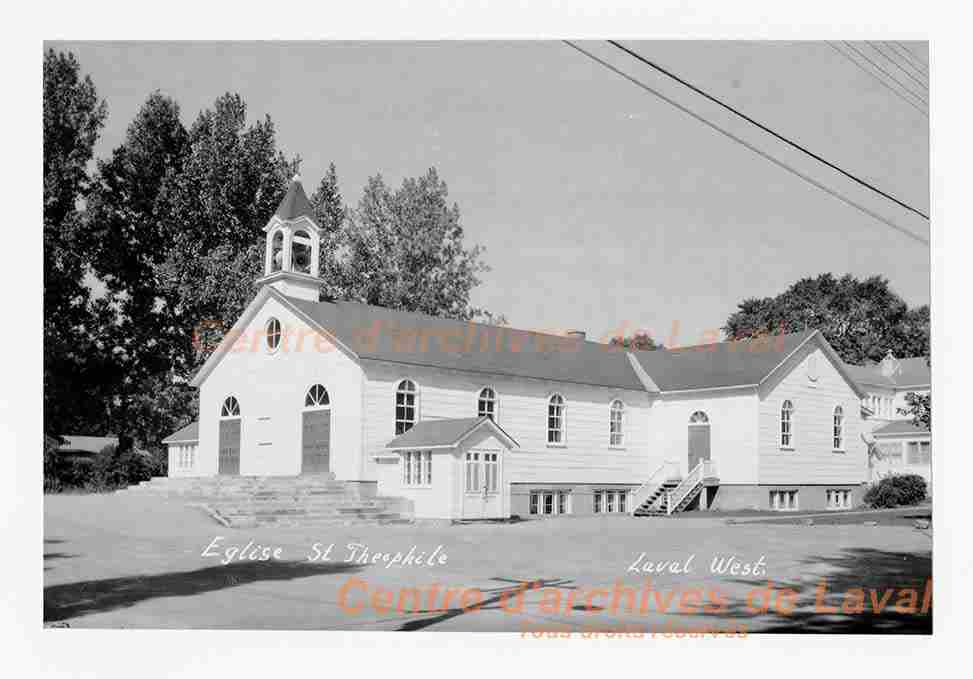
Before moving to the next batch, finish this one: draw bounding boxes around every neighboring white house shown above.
[164,175,883,519]
[844,353,931,483]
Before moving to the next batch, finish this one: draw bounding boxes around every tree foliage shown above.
[43,49,110,435]
[610,333,664,351]
[43,56,498,464]
[901,391,931,430]
[322,169,490,321]
[723,274,929,365]
[153,93,294,371]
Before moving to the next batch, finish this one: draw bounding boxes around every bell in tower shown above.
[256,174,323,302]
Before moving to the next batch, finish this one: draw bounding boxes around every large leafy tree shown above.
[80,92,192,452]
[43,48,110,435]
[723,274,930,365]
[153,93,294,372]
[323,169,490,321]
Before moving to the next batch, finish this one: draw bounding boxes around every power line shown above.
[881,41,929,82]
[608,40,930,222]
[828,42,928,118]
[869,41,928,92]
[562,41,929,247]
[889,41,928,74]
[841,41,928,106]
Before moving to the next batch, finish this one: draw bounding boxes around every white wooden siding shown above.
[758,342,867,485]
[199,296,366,480]
[361,360,654,484]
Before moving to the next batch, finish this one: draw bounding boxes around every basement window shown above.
[826,489,851,510]
[770,489,799,511]
[529,490,571,516]
[593,490,628,514]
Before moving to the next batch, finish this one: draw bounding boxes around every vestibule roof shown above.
[162,421,199,444]
[385,416,519,451]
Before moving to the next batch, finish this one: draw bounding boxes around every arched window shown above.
[395,380,417,435]
[291,229,313,274]
[270,230,284,272]
[305,384,330,408]
[220,396,241,418]
[477,387,497,421]
[689,410,709,425]
[265,318,282,352]
[548,394,565,444]
[610,400,625,446]
[833,405,844,450]
[780,400,794,448]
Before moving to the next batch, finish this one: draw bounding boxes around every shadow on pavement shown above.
[398,577,577,631]
[699,547,932,634]
[44,560,362,623]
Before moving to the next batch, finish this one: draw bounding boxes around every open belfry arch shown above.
[257,174,324,302]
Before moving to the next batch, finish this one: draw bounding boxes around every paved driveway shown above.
[44,493,932,633]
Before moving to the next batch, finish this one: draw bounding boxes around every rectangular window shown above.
[484,453,499,493]
[465,452,481,492]
[529,490,572,517]
[402,451,432,487]
[770,490,799,511]
[880,442,903,464]
[907,441,931,465]
[618,491,627,514]
[593,491,602,514]
[606,492,615,513]
[827,489,850,510]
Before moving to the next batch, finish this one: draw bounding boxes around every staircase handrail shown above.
[629,460,679,515]
[666,459,706,515]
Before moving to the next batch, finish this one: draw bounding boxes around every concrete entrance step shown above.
[121,475,414,527]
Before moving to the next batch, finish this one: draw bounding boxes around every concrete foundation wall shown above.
[510,482,639,518]
[708,483,865,511]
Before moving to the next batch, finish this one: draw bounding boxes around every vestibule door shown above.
[301,409,331,473]
[218,419,241,475]
[461,450,503,519]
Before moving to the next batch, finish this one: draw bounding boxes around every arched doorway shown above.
[302,384,331,473]
[219,396,242,475]
[688,410,711,472]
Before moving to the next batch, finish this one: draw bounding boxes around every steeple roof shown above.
[275,175,315,221]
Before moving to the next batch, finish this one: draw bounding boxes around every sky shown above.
[52,41,930,346]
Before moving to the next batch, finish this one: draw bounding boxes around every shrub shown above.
[863,474,928,508]
[90,443,155,490]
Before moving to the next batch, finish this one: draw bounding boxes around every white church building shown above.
[164,176,879,520]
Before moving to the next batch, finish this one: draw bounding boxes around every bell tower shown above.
[256,174,323,302]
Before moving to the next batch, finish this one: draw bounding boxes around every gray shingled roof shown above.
[162,421,199,443]
[275,178,314,221]
[843,357,930,389]
[286,297,646,391]
[385,416,517,449]
[873,420,929,437]
[628,331,816,391]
